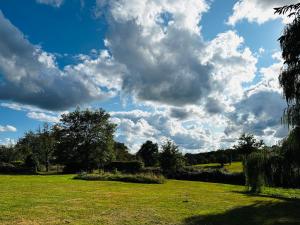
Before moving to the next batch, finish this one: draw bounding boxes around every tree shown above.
[159,140,184,175]
[39,123,55,172]
[114,142,135,161]
[0,145,16,163]
[136,140,159,167]
[275,3,300,170]
[55,108,116,172]
[217,153,229,167]
[234,134,264,156]
[275,3,300,127]
[15,131,41,172]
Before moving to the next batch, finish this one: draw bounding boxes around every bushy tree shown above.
[234,134,264,156]
[136,140,159,167]
[159,140,184,175]
[55,108,116,172]
[275,3,300,127]
[114,142,135,161]
[15,131,41,171]
[217,153,229,167]
[244,151,267,193]
[39,123,55,172]
[0,145,16,163]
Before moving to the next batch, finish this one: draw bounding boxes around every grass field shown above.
[0,175,300,225]
[194,161,243,173]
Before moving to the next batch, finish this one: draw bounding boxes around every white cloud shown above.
[0,125,17,132]
[26,112,60,123]
[0,11,120,110]
[36,0,64,7]
[227,0,299,25]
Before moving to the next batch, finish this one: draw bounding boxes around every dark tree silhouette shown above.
[136,140,159,167]
[275,3,300,127]
[234,134,264,156]
[159,140,184,175]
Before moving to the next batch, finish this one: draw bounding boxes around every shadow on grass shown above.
[184,199,300,225]
[231,190,299,202]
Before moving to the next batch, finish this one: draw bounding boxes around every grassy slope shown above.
[194,162,243,173]
[0,175,300,225]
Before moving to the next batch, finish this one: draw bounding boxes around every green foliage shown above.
[172,167,245,185]
[55,108,116,172]
[234,133,264,156]
[217,153,229,167]
[244,151,267,193]
[74,172,165,184]
[0,145,16,163]
[275,4,300,127]
[105,161,144,173]
[114,142,135,161]
[159,140,184,176]
[136,140,159,167]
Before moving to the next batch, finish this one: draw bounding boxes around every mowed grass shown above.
[0,175,300,225]
[194,162,243,173]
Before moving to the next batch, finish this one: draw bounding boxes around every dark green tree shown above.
[159,140,184,175]
[15,131,40,172]
[275,3,300,169]
[55,108,116,172]
[39,123,55,172]
[217,153,229,167]
[234,134,264,156]
[275,3,300,127]
[114,142,135,161]
[136,140,159,167]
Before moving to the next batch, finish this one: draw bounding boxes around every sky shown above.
[0,0,296,153]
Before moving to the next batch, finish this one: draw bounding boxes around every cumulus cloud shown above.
[227,0,299,25]
[36,0,64,7]
[0,11,121,110]
[103,0,213,106]
[224,55,288,143]
[26,112,60,123]
[0,125,17,132]
[98,0,257,114]
[111,109,219,152]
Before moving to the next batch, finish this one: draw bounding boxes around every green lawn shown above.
[194,161,243,173]
[0,175,300,225]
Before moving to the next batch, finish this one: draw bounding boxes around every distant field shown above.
[0,175,299,225]
[194,161,243,173]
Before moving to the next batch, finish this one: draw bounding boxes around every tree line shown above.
[0,108,184,176]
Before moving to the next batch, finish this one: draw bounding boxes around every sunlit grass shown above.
[0,175,299,225]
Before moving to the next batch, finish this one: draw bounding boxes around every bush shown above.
[141,167,162,175]
[74,172,165,184]
[0,162,33,174]
[244,152,267,193]
[105,161,144,173]
[170,167,245,185]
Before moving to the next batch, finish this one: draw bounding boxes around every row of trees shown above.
[0,108,184,175]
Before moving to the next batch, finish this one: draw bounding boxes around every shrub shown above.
[105,161,144,173]
[141,167,162,175]
[74,172,165,184]
[244,152,267,193]
[170,167,245,185]
[0,162,33,174]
